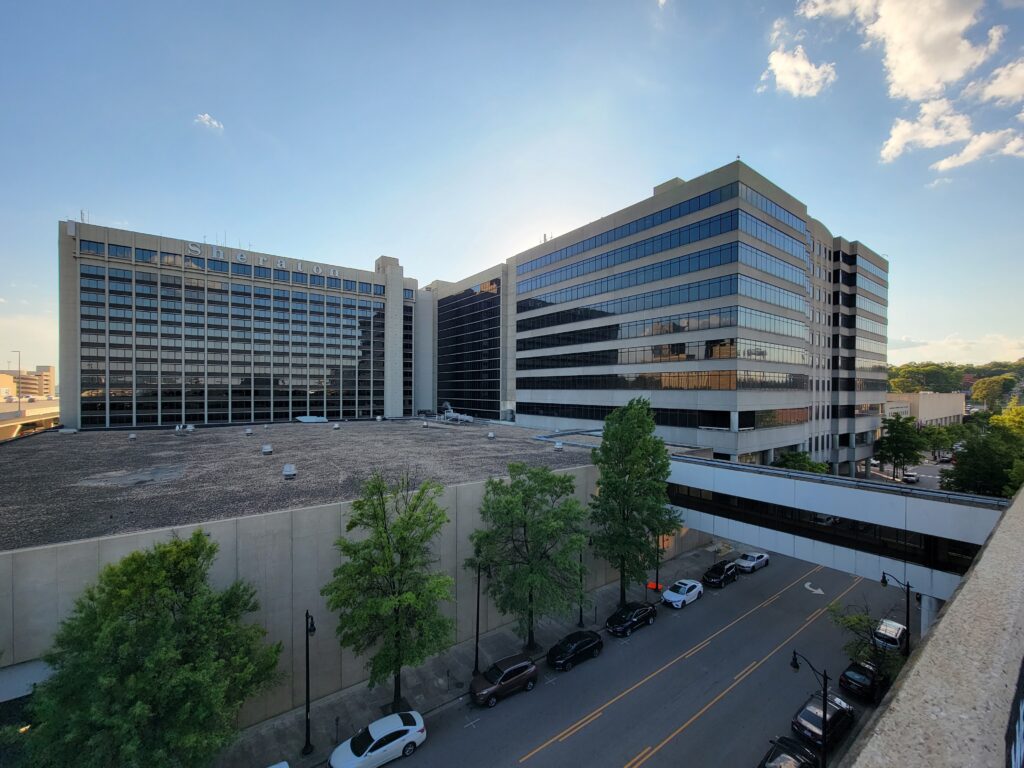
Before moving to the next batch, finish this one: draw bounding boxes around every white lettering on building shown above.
[235,252,247,263]
[328,268,340,277]
[186,243,202,257]
[276,259,287,269]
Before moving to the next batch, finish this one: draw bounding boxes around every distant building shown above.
[883,400,911,419]
[0,365,56,398]
[886,391,965,427]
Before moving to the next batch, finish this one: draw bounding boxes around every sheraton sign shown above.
[185,242,344,277]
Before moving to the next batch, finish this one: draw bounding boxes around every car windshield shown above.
[799,707,823,729]
[765,751,804,768]
[671,582,687,591]
[873,630,898,647]
[483,664,502,684]
[351,726,374,757]
[708,565,723,574]
[611,609,630,622]
[740,554,755,562]
[844,665,873,685]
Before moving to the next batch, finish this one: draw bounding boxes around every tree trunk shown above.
[393,670,402,712]
[392,614,402,711]
[619,557,627,607]
[526,588,536,651]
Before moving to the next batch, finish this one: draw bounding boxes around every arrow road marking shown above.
[804,582,825,595]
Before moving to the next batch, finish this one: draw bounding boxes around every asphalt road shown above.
[406,552,912,768]
[870,459,946,490]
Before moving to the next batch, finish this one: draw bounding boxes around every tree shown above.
[322,473,454,711]
[467,463,586,651]
[827,602,905,683]
[972,374,1016,412]
[990,404,1024,437]
[589,398,675,608]
[874,414,926,479]
[1005,458,1024,499]
[920,424,952,460]
[939,426,1024,497]
[771,451,828,473]
[22,531,281,768]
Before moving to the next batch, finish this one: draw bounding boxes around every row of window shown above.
[516,274,807,333]
[833,377,888,392]
[516,305,809,353]
[517,239,808,313]
[856,273,888,300]
[737,183,808,239]
[436,279,502,418]
[855,336,887,356]
[855,293,888,318]
[515,370,810,392]
[78,252,411,297]
[854,315,887,337]
[855,257,888,282]
[516,402,809,430]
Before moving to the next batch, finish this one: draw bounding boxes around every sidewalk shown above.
[216,542,728,768]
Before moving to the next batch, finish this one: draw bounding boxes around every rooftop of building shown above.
[0,420,592,552]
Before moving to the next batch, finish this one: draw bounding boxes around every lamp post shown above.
[790,650,829,768]
[301,610,316,756]
[11,350,20,414]
[880,571,912,658]
[577,544,585,628]
[473,561,483,676]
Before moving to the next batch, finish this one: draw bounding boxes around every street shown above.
[871,458,946,491]
[405,552,911,768]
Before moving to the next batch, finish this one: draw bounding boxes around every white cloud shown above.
[925,176,952,188]
[880,99,973,162]
[798,0,1005,101]
[0,298,6,303]
[657,0,667,7]
[967,57,1024,106]
[193,113,224,133]
[931,128,1024,170]
[887,333,1024,365]
[760,44,837,97]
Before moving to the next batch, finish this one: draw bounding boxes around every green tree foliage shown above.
[321,473,454,711]
[589,398,675,607]
[990,404,1024,437]
[972,374,1016,411]
[920,424,952,459]
[874,414,927,479]
[940,425,1024,498]
[467,463,586,650]
[771,451,828,473]
[1005,459,1024,499]
[22,531,281,768]
[886,363,963,393]
[827,603,905,683]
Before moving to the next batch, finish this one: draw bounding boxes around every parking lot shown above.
[402,549,913,768]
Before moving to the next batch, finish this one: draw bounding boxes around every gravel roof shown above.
[0,420,591,552]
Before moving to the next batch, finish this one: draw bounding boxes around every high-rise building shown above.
[58,222,417,429]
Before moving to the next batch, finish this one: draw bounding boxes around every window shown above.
[80,264,106,277]
[403,288,415,300]
[369,731,406,752]
[231,263,252,277]
[80,239,105,256]
[309,274,325,287]
[327,277,341,289]
[359,282,371,294]
[185,256,205,270]
[254,266,272,279]
[160,252,182,267]
[343,279,357,291]
[135,248,157,263]
[291,272,308,285]
[208,259,228,273]
[273,269,289,281]
[373,284,385,296]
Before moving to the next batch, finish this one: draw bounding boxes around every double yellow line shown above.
[519,563,825,763]
[624,576,863,768]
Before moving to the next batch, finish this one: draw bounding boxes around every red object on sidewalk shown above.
[646,581,663,591]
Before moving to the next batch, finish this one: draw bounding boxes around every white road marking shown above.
[463,717,481,729]
[804,581,825,595]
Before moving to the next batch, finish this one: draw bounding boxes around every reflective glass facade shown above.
[436,279,502,419]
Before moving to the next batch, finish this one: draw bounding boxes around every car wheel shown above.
[697,589,703,600]
[525,679,536,692]
[403,742,417,758]
[592,646,601,659]
[647,615,655,625]
[486,695,498,708]
[563,661,573,672]
[625,627,632,637]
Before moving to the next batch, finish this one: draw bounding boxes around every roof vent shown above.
[261,444,273,456]
[244,428,253,436]
[128,433,137,442]
[376,415,383,422]
[264,424,270,430]
[422,421,428,428]
[185,425,195,433]
[332,423,340,430]
[554,441,564,452]
[283,463,297,479]
[487,432,495,440]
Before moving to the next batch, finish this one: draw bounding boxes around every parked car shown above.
[702,559,738,587]
[605,602,657,637]
[872,619,908,653]
[790,690,855,750]
[329,710,426,768]
[869,458,881,468]
[839,659,890,702]
[937,454,952,463]
[546,630,603,671]
[470,653,537,708]
[661,578,703,608]
[901,471,919,484]
[755,735,818,768]
[735,552,770,573]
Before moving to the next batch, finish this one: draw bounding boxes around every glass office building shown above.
[60,223,417,429]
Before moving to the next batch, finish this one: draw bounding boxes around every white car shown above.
[869,458,881,468]
[661,578,703,608]
[329,711,426,768]
[735,552,770,572]
[872,619,908,653]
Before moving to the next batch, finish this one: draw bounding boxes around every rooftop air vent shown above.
[554,441,563,452]
[332,423,340,430]
[283,463,297,479]
[261,444,273,456]
[487,432,495,440]
[128,433,137,442]
[244,428,253,436]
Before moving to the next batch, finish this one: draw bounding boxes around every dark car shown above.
[790,690,855,750]
[702,559,738,588]
[604,602,657,637]
[756,735,818,768]
[469,653,537,708]
[839,659,890,702]
[547,630,603,672]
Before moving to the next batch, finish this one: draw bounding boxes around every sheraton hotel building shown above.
[59,161,889,475]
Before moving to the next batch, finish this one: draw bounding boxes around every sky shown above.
[1,0,1022,371]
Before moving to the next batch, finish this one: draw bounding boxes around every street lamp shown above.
[11,350,20,414]
[301,610,316,756]
[880,572,912,658]
[790,650,830,768]
[472,557,491,677]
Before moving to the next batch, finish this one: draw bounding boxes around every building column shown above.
[920,594,943,636]
[729,411,739,432]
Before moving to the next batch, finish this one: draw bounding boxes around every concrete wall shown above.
[887,391,966,426]
[0,463,705,726]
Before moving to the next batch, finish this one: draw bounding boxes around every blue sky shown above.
[1,0,1022,370]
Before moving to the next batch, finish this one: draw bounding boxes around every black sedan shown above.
[839,659,890,702]
[604,602,657,637]
[702,559,738,588]
[756,735,818,768]
[546,630,603,671]
[790,690,855,750]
